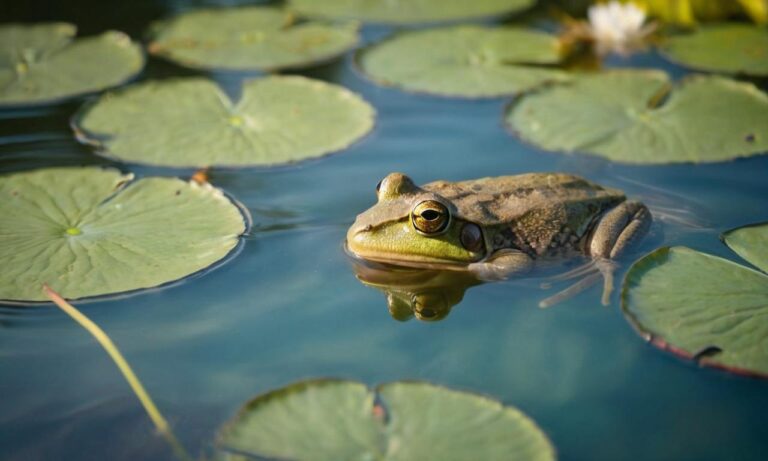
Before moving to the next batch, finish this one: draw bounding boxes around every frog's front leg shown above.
[468,249,534,281]
[588,200,652,305]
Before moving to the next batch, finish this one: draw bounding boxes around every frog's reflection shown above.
[350,257,482,322]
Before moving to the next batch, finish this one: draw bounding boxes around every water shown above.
[2,2,768,460]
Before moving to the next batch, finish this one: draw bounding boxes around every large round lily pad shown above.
[217,379,555,460]
[622,243,768,377]
[505,70,768,164]
[357,25,568,98]
[0,167,248,303]
[0,23,144,107]
[148,7,359,71]
[288,0,535,24]
[661,24,768,76]
[72,76,375,168]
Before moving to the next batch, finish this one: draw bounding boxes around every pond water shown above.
[2,1,768,460]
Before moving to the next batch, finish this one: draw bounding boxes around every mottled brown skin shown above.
[347,172,652,305]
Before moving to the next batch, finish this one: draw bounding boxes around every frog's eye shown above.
[375,180,382,194]
[411,200,450,235]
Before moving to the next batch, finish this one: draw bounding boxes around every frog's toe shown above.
[538,258,618,308]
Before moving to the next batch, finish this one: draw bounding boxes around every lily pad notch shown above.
[622,222,768,378]
[147,6,360,72]
[72,76,376,168]
[0,22,144,107]
[0,167,250,303]
[217,379,556,460]
[505,70,768,164]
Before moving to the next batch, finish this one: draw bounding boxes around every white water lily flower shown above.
[588,1,652,55]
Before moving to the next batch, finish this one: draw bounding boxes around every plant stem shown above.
[43,284,193,461]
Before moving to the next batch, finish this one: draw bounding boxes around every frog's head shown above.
[346,173,487,269]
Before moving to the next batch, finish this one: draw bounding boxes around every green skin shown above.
[346,172,652,306]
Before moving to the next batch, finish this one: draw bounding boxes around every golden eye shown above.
[411,200,450,234]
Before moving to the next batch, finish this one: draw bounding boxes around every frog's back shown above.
[424,173,626,256]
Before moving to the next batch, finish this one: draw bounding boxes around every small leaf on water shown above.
[660,24,768,76]
[217,379,555,461]
[288,0,536,24]
[357,25,568,98]
[72,76,375,168]
[0,23,144,107]
[506,70,768,164]
[622,244,768,377]
[148,6,359,71]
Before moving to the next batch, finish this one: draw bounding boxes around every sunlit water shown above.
[2,2,768,460]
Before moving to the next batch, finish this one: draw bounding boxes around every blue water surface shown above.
[2,1,768,460]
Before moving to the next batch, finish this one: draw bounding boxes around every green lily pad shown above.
[218,379,555,460]
[0,23,144,107]
[0,167,248,303]
[148,7,359,71]
[356,25,568,98]
[622,244,768,377]
[724,222,768,274]
[72,76,375,168]
[505,70,768,164]
[288,0,535,24]
[661,24,768,76]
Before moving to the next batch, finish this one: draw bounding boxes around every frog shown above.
[346,172,651,307]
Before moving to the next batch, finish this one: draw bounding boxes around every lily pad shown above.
[661,24,768,76]
[0,23,144,107]
[72,76,375,168]
[505,70,768,164]
[0,167,248,303]
[357,26,568,98]
[288,0,535,24]
[724,222,768,274]
[148,7,359,71]
[622,242,768,377]
[218,379,555,460]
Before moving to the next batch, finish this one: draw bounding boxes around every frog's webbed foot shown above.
[468,249,533,281]
[538,258,618,308]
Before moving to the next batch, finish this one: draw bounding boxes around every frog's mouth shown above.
[343,239,480,271]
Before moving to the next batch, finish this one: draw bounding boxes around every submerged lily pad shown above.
[148,7,359,71]
[0,23,144,107]
[357,26,568,98]
[506,70,768,164]
[288,0,535,24]
[661,24,768,76]
[0,167,248,303]
[622,236,768,377]
[73,76,375,168]
[218,379,555,460]
[724,222,768,274]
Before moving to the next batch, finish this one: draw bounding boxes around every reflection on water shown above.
[349,256,483,322]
